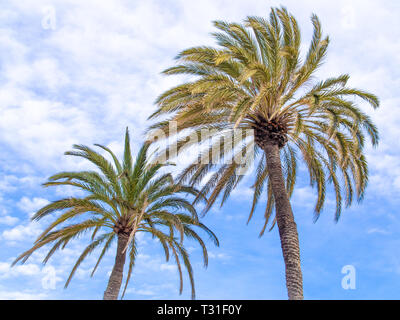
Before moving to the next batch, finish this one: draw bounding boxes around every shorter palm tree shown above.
[13,128,218,300]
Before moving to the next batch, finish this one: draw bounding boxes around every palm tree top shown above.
[147,6,380,229]
[13,128,218,299]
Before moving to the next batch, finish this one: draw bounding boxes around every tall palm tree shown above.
[13,128,218,300]
[147,7,379,299]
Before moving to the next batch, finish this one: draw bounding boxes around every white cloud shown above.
[0,263,10,274]
[208,251,231,260]
[125,283,176,298]
[1,221,42,242]
[160,263,177,272]
[0,262,41,279]
[0,290,48,300]
[0,175,19,193]
[231,186,254,201]
[292,186,317,208]
[367,228,391,236]
[131,289,155,296]
[14,264,41,276]
[0,215,19,226]
[17,197,49,215]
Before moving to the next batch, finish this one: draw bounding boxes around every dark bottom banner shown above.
[0,300,397,318]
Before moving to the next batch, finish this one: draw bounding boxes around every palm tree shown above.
[13,128,218,300]
[147,7,379,299]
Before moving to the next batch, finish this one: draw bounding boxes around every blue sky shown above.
[0,0,400,300]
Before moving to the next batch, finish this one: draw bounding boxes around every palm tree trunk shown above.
[103,234,129,300]
[263,142,304,300]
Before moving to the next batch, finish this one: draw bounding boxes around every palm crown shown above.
[149,7,379,228]
[13,128,218,299]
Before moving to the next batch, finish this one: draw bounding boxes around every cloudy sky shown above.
[0,0,399,300]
